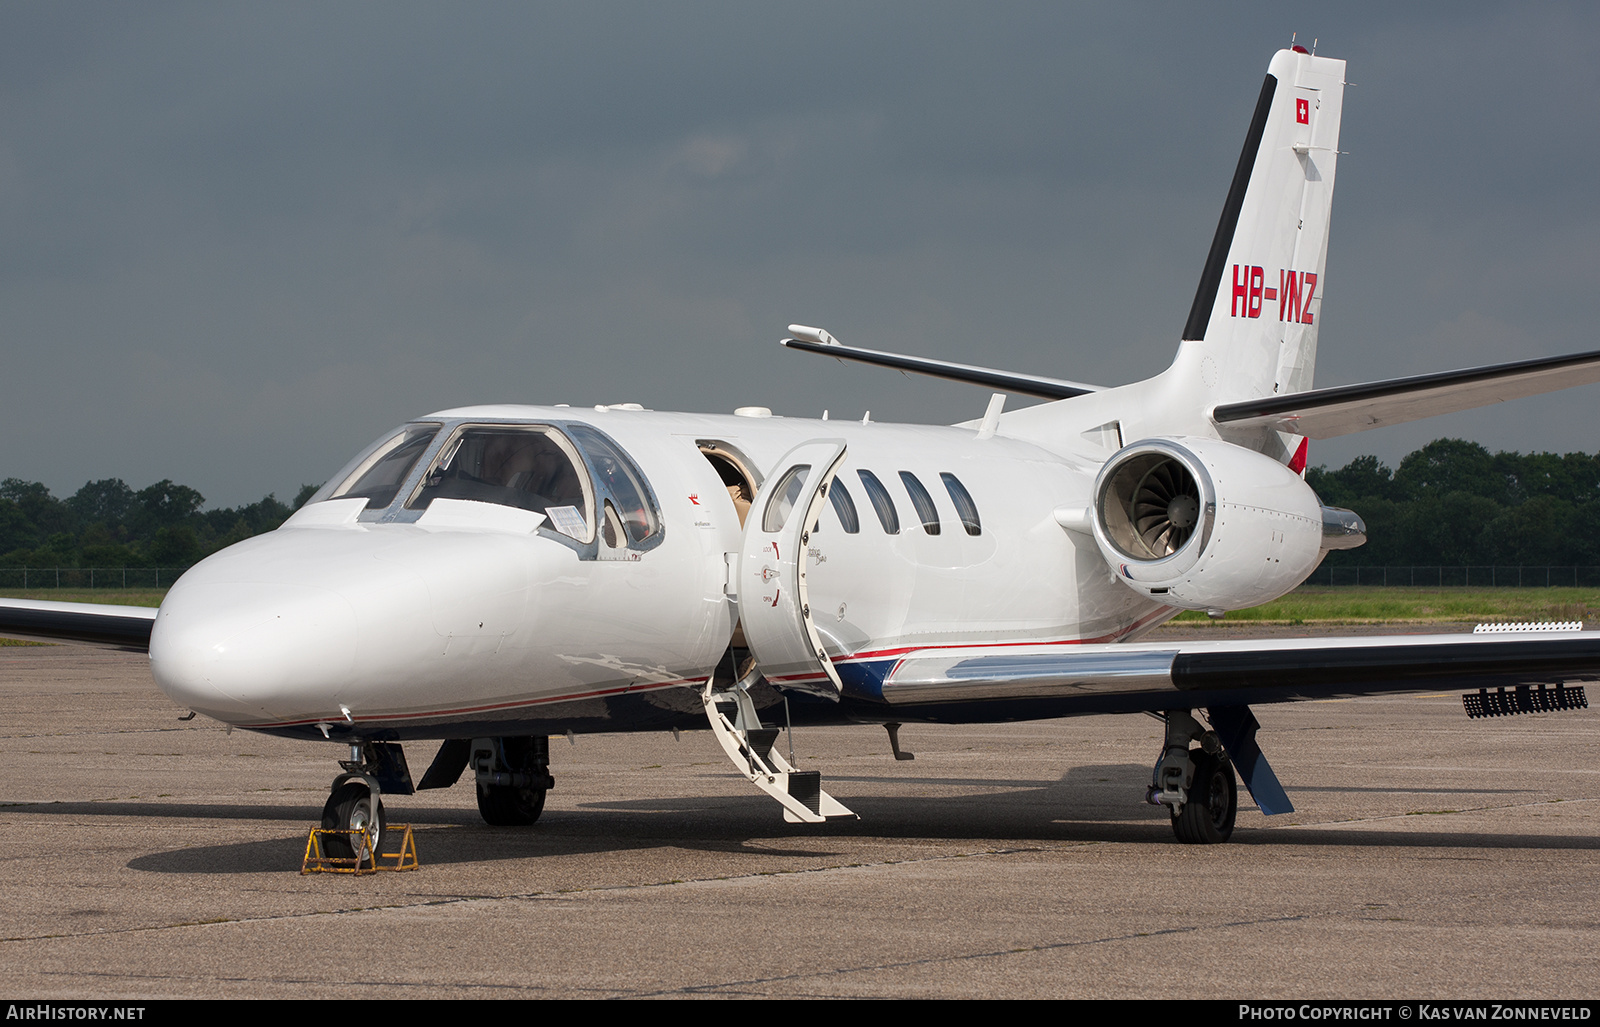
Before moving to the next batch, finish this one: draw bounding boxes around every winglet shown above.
[788,324,841,347]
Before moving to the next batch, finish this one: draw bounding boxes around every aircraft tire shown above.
[321,782,385,867]
[1170,750,1236,844]
[476,781,546,826]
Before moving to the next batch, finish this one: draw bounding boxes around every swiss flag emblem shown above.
[1295,98,1310,124]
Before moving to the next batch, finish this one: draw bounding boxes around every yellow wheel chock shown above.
[301,823,419,874]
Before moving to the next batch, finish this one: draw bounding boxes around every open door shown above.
[738,439,848,701]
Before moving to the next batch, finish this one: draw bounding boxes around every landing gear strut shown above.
[1148,710,1238,844]
[472,736,554,826]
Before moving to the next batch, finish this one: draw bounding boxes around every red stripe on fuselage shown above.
[239,675,702,730]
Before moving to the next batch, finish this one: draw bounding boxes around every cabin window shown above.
[762,465,811,533]
[899,472,941,535]
[828,478,860,534]
[814,478,860,534]
[940,472,982,536]
[329,424,441,509]
[406,425,593,539]
[856,470,900,534]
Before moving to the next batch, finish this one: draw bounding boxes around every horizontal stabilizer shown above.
[0,598,157,651]
[1212,348,1600,438]
[782,329,1100,400]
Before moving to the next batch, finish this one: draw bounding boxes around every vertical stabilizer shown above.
[1181,49,1345,404]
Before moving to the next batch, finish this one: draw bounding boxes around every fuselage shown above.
[149,404,1174,741]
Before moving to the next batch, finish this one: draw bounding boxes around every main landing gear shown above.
[470,736,554,826]
[410,735,557,827]
[1147,710,1238,844]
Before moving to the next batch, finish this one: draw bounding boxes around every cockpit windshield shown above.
[327,423,441,509]
[406,425,593,538]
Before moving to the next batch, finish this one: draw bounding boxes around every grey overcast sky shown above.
[3,2,1597,506]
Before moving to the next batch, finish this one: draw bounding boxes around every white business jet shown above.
[7,47,1600,854]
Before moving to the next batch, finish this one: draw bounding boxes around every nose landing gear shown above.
[321,779,386,866]
[318,740,413,866]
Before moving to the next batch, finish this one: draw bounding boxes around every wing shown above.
[841,627,1595,817]
[0,598,157,652]
[860,628,1598,717]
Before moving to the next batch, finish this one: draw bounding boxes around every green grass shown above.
[1172,586,1599,625]
[0,589,168,608]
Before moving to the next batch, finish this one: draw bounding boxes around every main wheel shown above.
[321,782,386,865]
[1170,750,1237,844]
[476,780,546,826]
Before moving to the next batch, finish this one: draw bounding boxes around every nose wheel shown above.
[321,781,386,867]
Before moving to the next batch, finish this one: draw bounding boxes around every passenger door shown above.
[737,440,848,700]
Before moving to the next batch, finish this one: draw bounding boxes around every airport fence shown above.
[1306,566,1600,588]
[0,567,191,589]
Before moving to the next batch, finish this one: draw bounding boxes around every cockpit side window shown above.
[405,425,594,540]
[328,424,441,509]
[567,424,661,545]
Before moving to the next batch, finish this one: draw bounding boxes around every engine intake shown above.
[1099,448,1209,561]
[1092,437,1324,612]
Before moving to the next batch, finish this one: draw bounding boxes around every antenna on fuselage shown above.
[976,393,1007,440]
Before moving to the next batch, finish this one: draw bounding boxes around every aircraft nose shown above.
[149,519,565,730]
[150,578,360,722]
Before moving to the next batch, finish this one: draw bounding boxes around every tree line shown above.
[1307,438,1600,567]
[0,478,319,569]
[1,436,1595,570]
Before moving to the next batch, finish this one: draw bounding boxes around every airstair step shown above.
[745,728,780,759]
[787,770,822,814]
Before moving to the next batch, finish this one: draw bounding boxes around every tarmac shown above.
[0,629,1596,1000]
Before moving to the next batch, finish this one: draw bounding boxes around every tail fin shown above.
[1181,48,1345,403]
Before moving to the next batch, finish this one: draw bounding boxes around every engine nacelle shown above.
[1092,436,1323,612]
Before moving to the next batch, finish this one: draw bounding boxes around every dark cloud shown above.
[2,2,1597,503]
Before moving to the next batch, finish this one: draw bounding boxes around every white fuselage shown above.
[148,404,1172,739]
